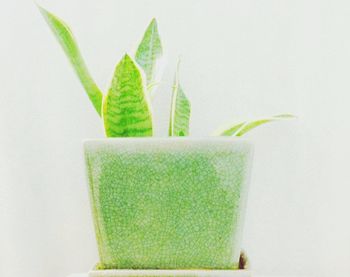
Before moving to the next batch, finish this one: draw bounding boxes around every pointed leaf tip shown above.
[150,18,157,25]
[273,113,296,119]
[123,53,135,63]
[36,4,45,14]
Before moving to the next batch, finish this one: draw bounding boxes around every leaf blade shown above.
[38,6,103,115]
[103,54,153,137]
[135,19,163,92]
[169,63,191,136]
[219,122,246,136]
[218,114,295,137]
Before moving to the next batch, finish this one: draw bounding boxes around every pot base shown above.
[88,270,251,277]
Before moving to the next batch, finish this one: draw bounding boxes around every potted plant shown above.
[39,6,293,277]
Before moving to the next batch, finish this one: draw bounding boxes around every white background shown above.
[1,1,350,277]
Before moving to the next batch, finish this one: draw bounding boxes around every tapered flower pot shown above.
[84,138,253,271]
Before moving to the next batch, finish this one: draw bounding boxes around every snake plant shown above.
[39,6,294,137]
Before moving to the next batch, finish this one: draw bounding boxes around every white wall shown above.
[1,0,350,276]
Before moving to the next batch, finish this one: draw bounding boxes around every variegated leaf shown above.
[103,54,153,137]
[38,6,103,115]
[169,62,191,136]
[135,19,163,92]
[218,114,295,137]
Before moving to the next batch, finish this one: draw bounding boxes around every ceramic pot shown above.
[84,138,253,270]
[88,269,251,277]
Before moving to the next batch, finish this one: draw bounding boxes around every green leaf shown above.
[218,114,295,137]
[38,6,103,116]
[135,19,163,92]
[219,122,246,136]
[169,62,191,136]
[103,54,153,137]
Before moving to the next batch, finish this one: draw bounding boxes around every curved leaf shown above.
[218,114,295,137]
[135,19,163,93]
[169,62,191,136]
[103,54,153,137]
[38,6,103,115]
[219,122,246,136]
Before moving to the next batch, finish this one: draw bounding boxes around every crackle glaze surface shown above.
[84,138,253,270]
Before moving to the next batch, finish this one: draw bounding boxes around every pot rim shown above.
[83,137,251,144]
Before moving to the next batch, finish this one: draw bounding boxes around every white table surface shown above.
[67,273,310,277]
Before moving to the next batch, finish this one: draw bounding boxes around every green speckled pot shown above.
[84,138,253,270]
[88,269,251,277]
